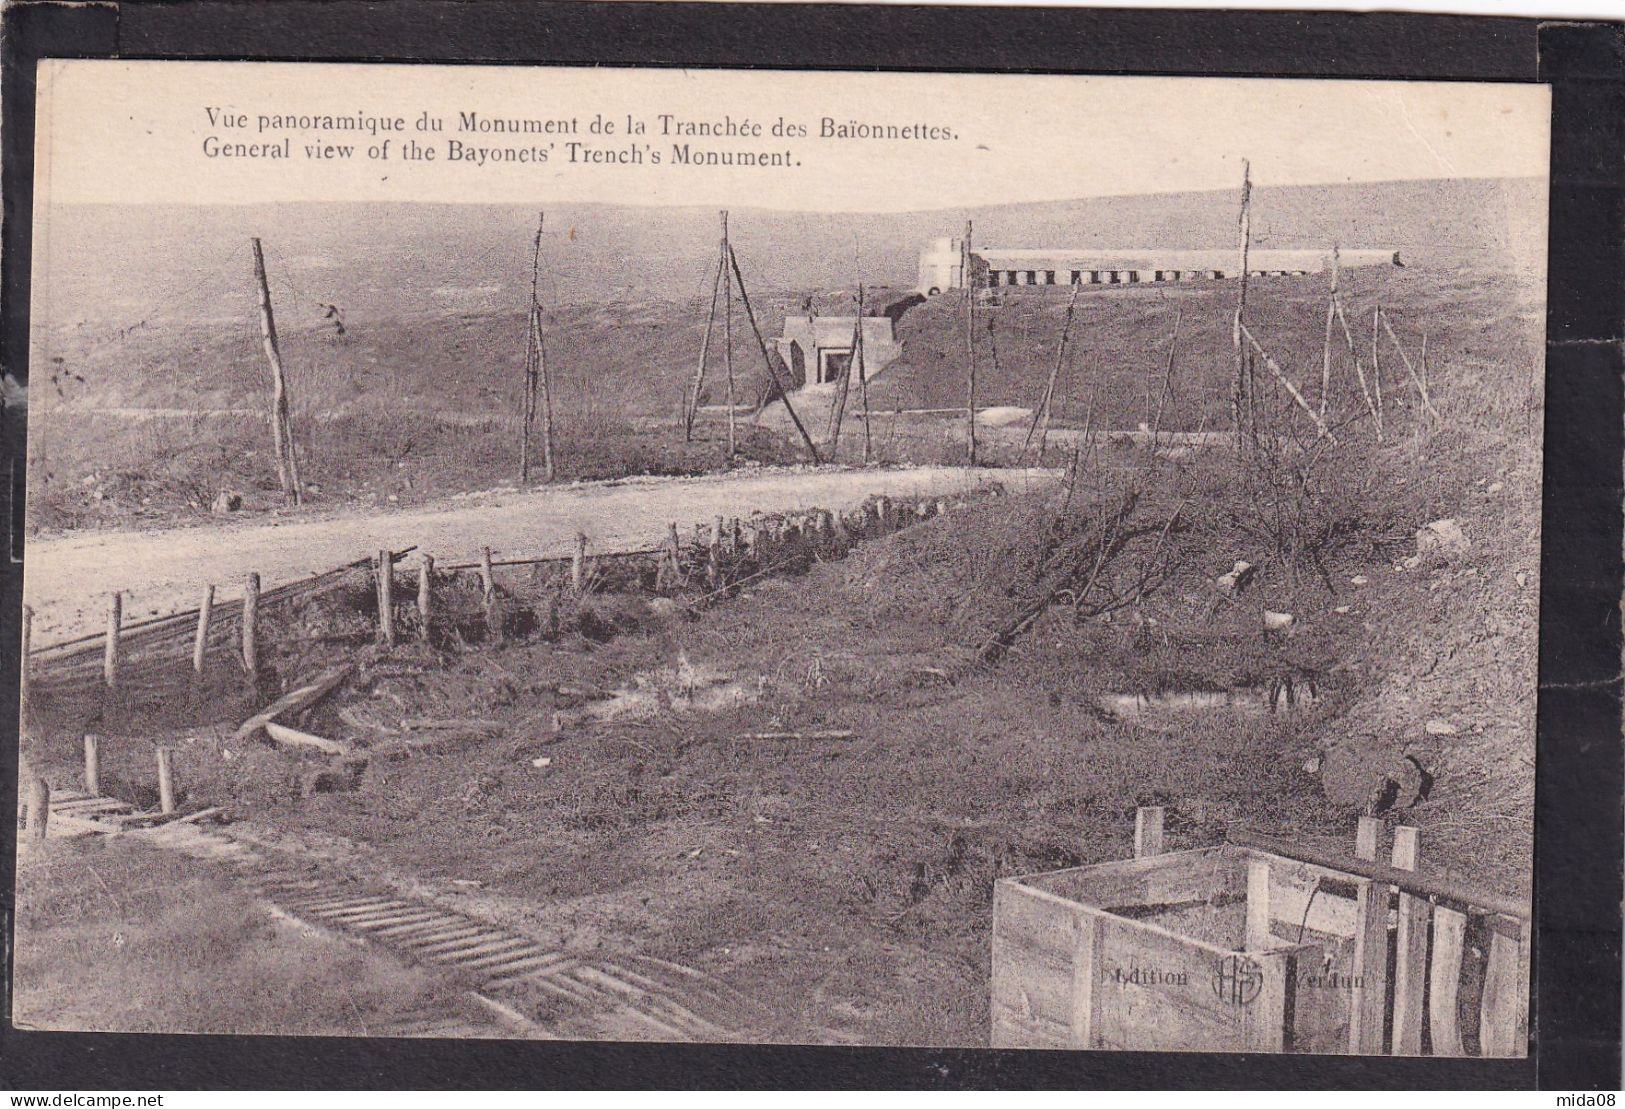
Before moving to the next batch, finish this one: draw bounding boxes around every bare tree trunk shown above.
[251,238,301,506]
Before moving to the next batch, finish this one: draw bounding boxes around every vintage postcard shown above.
[13,59,1546,1055]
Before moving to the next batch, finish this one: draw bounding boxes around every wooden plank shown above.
[1240,948,1292,1051]
[1068,911,1104,1048]
[1429,905,1467,1056]
[1269,867,1360,938]
[1347,817,1390,1054]
[1390,826,1428,1056]
[1030,847,1242,911]
[1479,924,1524,1057]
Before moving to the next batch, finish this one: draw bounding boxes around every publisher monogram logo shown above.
[1211,955,1263,1006]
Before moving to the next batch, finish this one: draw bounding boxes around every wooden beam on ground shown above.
[263,721,350,756]
[233,663,356,742]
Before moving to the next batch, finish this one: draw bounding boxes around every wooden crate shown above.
[991,819,1530,1056]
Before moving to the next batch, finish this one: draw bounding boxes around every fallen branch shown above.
[741,730,855,741]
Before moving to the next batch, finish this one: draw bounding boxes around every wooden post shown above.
[417,554,434,642]
[250,238,302,506]
[1133,805,1165,858]
[708,517,723,586]
[1319,245,1339,422]
[83,734,101,795]
[667,522,683,578]
[1347,815,1390,1054]
[24,776,48,842]
[477,546,501,641]
[963,220,978,466]
[1231,159,1253,449]
[727,244,820,464]
[193,584,215,676]
[571,533,587,592]
[1244,854,1272,949]
[242,572,260,680]
[103,591,122,689]
[376,549,395,647]
[1389,825,1428,1056]
[156,746,176,814]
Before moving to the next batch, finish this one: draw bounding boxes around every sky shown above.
[35,60,1550,213]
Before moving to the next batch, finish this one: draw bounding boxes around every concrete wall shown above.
[920,244,1399,294]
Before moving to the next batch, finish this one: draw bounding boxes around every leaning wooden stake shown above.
[727,243,820,463]
[722,212,737,458]
[156,747,176,814]
[1231,160,1253,449]
[193,584,215,676]
[1379,308,1440,421]
[826,284,864,455]
[103,592,121,689]
[242,572,260,680]
[1022,280,1081,460]
[1372,306,1385,441]
[521,211,558,483]
[685,233,726,441]
[1239,324,1338,443]
[1334,297,1379,429]
[250,238,302,506]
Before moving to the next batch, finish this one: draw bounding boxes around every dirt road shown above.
[24,465,1056,646]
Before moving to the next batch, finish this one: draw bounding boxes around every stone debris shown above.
[1214,560,1256,595]
[210,489,243,515]
[1416,518,1471,562]
[1262,610,1294,632]
[1425,718,1459,736]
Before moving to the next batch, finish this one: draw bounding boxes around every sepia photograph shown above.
[11,58,1548,1057]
